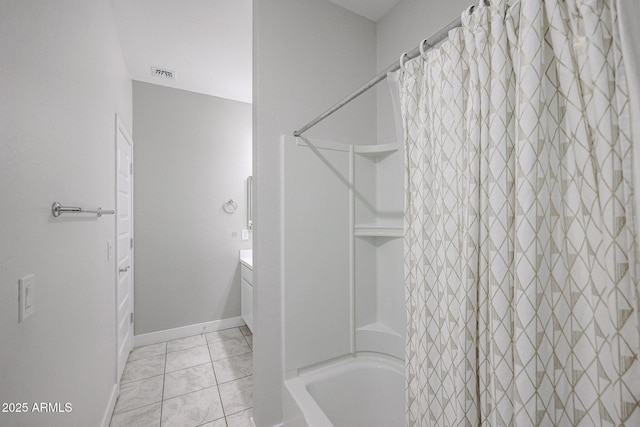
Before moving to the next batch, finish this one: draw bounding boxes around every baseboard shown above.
[133,316,245,347]
[101,383,119,427]
[256,420,284,427]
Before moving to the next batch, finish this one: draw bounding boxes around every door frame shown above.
[115,113,134,384]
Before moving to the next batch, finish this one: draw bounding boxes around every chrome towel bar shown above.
[247,176,253,229]
[51,202,115,218]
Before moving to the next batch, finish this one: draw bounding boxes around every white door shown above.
[116,116,134,383]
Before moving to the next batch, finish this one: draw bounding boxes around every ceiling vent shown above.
[151,66,176,81]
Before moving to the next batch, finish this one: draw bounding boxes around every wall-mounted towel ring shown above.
[223,199,238,214]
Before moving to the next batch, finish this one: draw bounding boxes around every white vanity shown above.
[240,249,253,333]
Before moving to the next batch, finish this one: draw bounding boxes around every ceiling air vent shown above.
[151,66,176,81]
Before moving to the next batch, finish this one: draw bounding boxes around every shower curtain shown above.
[400,0,640,425]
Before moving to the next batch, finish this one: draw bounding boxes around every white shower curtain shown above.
[400,0,640,425]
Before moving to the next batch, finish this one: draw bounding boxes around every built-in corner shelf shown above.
[356,322,404,360]
[353,142,401,158]
[357,322,399,335]
[354,223,403,238]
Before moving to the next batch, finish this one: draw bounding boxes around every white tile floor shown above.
[110,326,253,427]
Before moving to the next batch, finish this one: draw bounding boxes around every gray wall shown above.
[253,1,376,425]
[132,81,252,335]
[0,1,132,426]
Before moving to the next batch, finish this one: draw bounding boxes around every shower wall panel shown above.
[282,136,352,371]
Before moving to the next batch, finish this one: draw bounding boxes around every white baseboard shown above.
[252,419,286,427]
[252,418,283,427]
[134,316,245,347]
[101,383,119,427]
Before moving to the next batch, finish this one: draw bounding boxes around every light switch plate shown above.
[19,274,35,322]
[241,229,249,241]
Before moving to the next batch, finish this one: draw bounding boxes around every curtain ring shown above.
[419,39,429,60]
[399,52,409,71]
[223,199,238,214]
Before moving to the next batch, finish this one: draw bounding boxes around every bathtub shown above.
[284,353,405,427]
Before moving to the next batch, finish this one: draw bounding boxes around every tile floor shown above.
[110,326,254,427]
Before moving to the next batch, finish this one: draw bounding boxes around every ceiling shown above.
[328,0,401,22]
[111,0,399,103]
[111,0,252,103]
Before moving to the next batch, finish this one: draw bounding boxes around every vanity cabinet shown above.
[240,254,253,333]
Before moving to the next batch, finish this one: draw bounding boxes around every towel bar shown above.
[51,202,115,218]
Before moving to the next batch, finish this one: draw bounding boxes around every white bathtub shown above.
[284,354,405,427]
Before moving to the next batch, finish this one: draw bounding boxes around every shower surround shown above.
[280,136,405,426]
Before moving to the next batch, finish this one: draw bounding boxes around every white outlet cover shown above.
[19,274,35,322]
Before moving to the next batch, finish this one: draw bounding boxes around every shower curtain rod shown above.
[293,6,481,137]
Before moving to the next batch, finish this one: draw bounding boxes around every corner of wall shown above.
[253,1,377,425]
[0,1,133,425]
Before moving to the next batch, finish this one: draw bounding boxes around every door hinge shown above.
[130,163,133,175]
[130,312,134,324]
[130,238,133,249]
